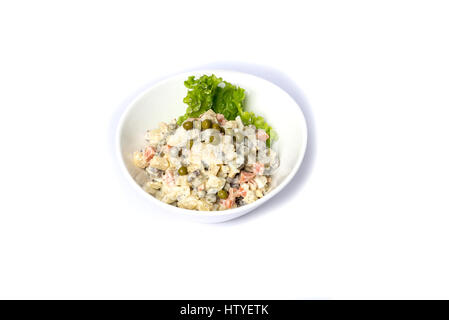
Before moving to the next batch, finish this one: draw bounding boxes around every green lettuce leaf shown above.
[212,81,245,120]
[178,74,277,144]
[177,74,222,123]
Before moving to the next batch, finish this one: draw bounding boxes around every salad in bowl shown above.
[132,75,279,211]
[117,70,307,222]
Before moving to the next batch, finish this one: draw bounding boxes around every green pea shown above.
[209,136,215,143]
[201,119,212,130]
[189,139,194,149]
[217,189,229,199]
[178,166,188,176]
[212,123,221,131]
[183,121,193,130]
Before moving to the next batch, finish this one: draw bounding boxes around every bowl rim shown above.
[116,69,308,218]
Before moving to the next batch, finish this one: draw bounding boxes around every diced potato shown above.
[178,196,198,210]
[206,175,225,190]
[217,170,225,178]
[145,128,164,146]
[143,182,158,195]
[199,109,217,121]
[208,164,220,176]
[158,122,169,134]
[167,128,188,147]
[149,156,169,171]
[160,187,178,203]
[193,120,201,130]
[161,196,176,204]
[176,175,189,186]
[197,200,212,211]
[175,186,190,199]
[187,163,201,173]
[227,165,240,178]
[220,165,230,175]
[254,176,267,189]
[243,190,258,204]
[168,156,182,169]
[154,190,163,200]
[223,120,238,129]
[133,151,149,168]
[235,116,244,129]
[149,181,162,190]
[249,180,257,191]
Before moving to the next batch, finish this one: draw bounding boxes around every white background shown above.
[1,0,448,299]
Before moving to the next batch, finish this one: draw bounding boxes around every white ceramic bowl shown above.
[117,70,307,223]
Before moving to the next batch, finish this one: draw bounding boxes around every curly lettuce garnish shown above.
[177,75,222,124]
[177,74,277,144]
[240,111,278,146]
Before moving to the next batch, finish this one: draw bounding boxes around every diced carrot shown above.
[237,186,247,197]
[220,198,234,209]
[239,171,256,184]
[219,188,238,209]
[225,199,234,209]
[144,146,156,162]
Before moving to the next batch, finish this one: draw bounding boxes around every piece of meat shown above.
[216,113,227,125]
[256,129,269,142]
[163,170,175,187]
[252,162,265,175]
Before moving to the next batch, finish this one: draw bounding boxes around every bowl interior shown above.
[118,70,307,219]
